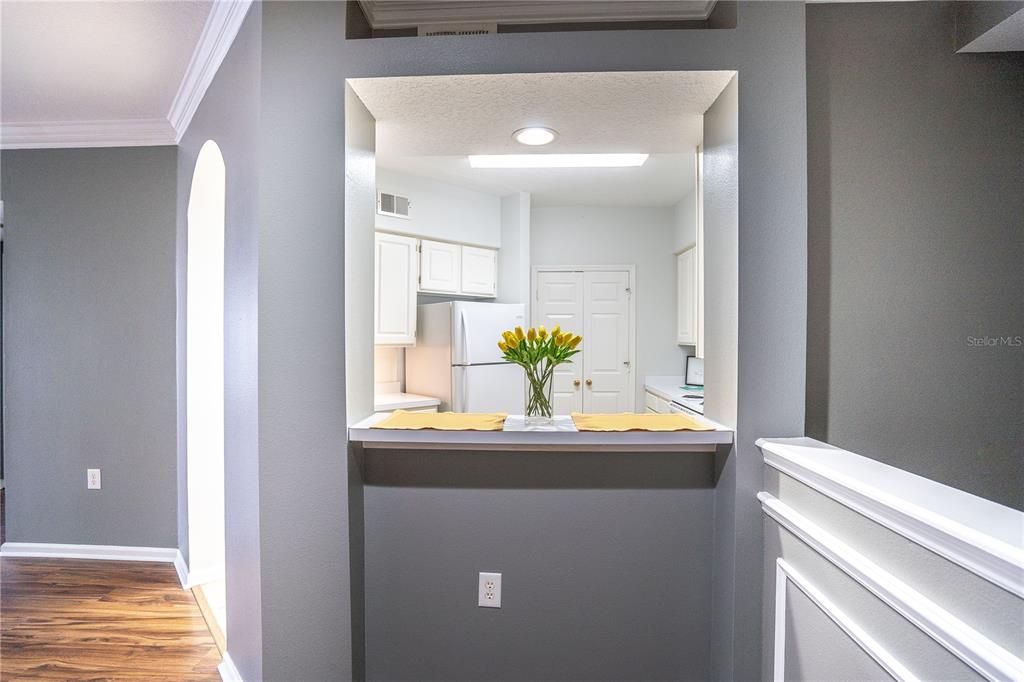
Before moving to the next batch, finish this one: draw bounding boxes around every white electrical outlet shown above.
[478,572,501,608]
[87,468,101,490]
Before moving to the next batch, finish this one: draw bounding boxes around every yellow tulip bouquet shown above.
[498,325,582,422]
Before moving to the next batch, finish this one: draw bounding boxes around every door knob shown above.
[573,379,581,387]
[585,379,593,387]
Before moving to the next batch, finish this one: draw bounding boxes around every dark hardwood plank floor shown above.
[1,558,221,680]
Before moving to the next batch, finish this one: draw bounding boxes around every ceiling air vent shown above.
[378,191,411,219]
[417,23,497,37]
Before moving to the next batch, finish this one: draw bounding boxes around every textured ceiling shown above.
[0,1,212,123]
[350,71,733,206]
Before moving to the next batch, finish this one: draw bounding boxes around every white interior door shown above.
[533,271,584,414]
[582,270,632,413]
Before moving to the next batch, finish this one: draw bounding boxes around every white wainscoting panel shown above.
[760,493,1024,681]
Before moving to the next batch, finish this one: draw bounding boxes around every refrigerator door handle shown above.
[460,308,471,367]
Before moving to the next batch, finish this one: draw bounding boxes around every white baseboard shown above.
[218,652,244,682]
[1,542,189,589]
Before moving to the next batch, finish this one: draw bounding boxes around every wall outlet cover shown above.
[478,571,501,608]
[87,468,101,490]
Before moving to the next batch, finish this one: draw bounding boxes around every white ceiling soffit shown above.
[350,71,733,206]
[0,1,252,150]
[359,0,718,29]
[349,71,734,157]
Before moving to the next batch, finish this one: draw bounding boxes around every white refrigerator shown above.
[406,301,525,413]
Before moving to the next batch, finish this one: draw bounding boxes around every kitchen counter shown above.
[349,412,733,452]
[645,376,704,415]
[374,392,441,412]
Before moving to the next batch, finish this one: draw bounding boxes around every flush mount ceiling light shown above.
[468,153,649,169]
[512,127,558,146]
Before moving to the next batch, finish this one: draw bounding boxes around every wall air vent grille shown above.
[378,191,411,219]
[418,23,497,37]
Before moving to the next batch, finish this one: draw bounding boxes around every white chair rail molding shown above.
[757,437,1024,682]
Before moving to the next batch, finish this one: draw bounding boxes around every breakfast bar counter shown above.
[348,413,733,452]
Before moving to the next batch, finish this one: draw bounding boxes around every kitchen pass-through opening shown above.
[344,70,738,428]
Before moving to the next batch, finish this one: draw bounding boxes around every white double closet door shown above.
[533,268,634,414]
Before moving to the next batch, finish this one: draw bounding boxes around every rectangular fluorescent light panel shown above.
[468,153,649,169]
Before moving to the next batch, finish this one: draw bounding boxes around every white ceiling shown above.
[0,1,251,148]
[349,71,733,206]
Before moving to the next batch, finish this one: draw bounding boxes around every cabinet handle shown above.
[585,379,593,387]
[573,379,581,388]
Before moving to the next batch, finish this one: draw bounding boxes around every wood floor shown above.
[1,558,222,680]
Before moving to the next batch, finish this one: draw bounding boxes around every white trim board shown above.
[1,542,189,589]
[168,0,254,142]
[760,492,1024,682]
[773,558,917,682]
[758,437,1024,599]
[218,652,244,682]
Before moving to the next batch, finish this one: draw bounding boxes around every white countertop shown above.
[645,376,705,415]
[349,412,733,452]
[374,392,441,412]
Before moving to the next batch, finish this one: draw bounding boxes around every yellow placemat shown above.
[372,411,508,431]
[571,412,713,432]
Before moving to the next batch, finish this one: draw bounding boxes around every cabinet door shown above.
[419,240,461,293]
[460,245,498,297]
[374,233,418,345]
[676,248,697,345]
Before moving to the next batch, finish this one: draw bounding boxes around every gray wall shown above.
[362,448,716,681]
[530,204,685,406]
[331,3,808,679]
[1,147,178,547]
[806,2,1024,510]
[175,5,264,680]
[258,3,354,679]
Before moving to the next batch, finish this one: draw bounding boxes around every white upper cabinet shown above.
[374,232,418,345]
[677,247,698,346]
[460,245,498,297]
[418,238,497,298]
[419,239,462,294]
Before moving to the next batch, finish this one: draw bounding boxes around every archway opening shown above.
[186,140,227,644]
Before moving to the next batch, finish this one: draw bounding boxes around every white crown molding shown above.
[760,493,1024,681]
[774,558,916,681]
[360,0,717,29]
[168,0,253,142]
[757,437,1024,599]
[218,652,244,682]
[0,119,176,150]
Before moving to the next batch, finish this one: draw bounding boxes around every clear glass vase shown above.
[524,373,555,426]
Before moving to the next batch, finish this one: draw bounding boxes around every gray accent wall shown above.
[362,448,716,681]
[175,5,264,680]
[806,2,1024,510]
[1,147,178,547]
